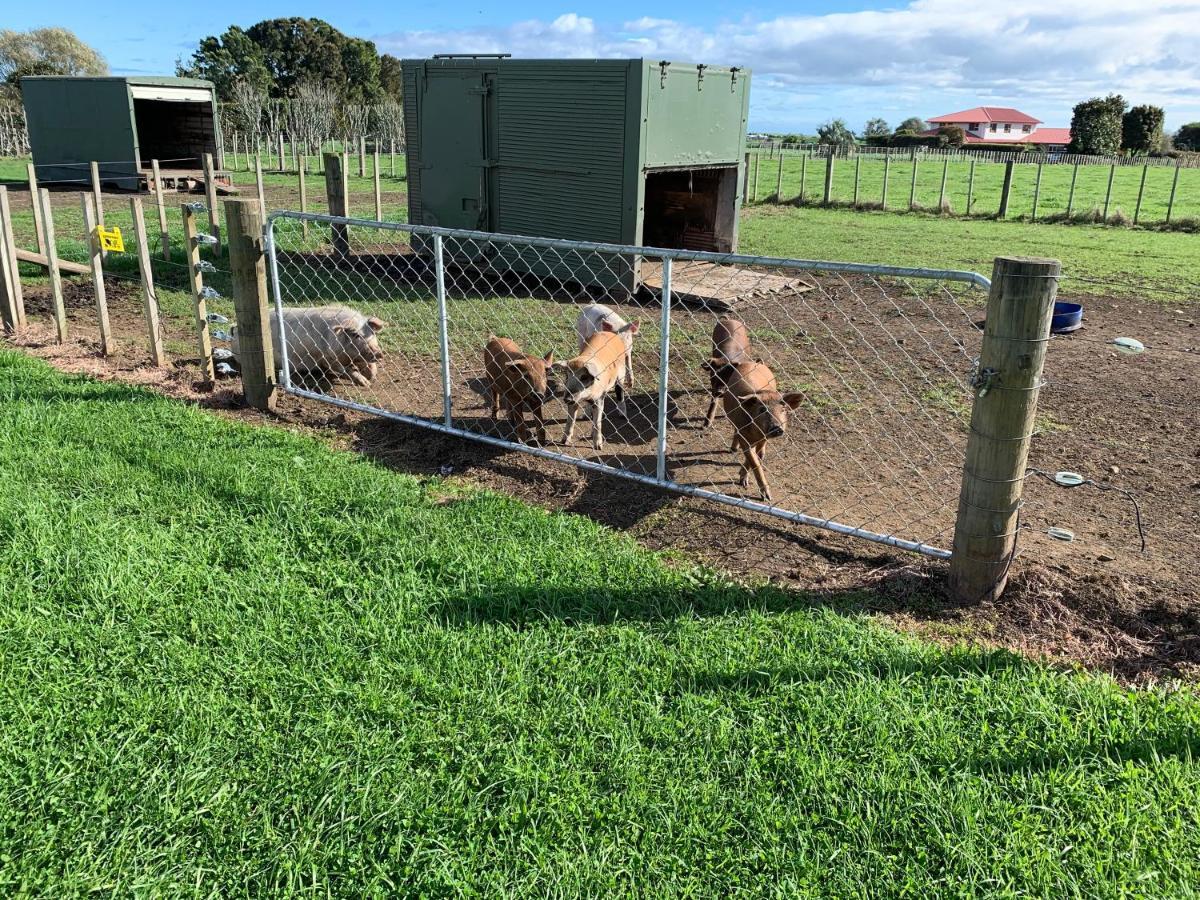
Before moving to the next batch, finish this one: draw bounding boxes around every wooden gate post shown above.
[998,160,1014,217]
[27,163,46,255]
[225,198,276,411]
[949,256,1060,603]
[324,151,350,257]
[0,188,24,328]
[0,194,17,332]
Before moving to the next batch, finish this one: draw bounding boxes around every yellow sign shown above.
[96,225,124,253]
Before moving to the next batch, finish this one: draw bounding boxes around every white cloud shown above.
[373,0,1200,131]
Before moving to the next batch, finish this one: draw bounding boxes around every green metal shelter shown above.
[402,57,751,289]
[21,76,222,190]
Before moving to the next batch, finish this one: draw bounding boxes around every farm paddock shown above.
[8,259,1198,681]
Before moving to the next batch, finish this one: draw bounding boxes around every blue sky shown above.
[10,0,1200,133]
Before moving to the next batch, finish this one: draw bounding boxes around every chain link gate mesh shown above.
[265,211,991,558]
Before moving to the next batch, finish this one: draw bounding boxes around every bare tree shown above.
[291,82,339,153]
[229,79,266,148]
[343,103,371,146]
[372,99,404,147]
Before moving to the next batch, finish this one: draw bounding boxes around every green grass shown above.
[747,152,1200,225]
[740,204,1200,301]
[1,350,1199,895]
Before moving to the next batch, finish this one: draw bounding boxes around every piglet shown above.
[699,316,754,429]
[721,361,804,502]
[484,335,554,445]
[575,303,639,389]
[549,330,627,450]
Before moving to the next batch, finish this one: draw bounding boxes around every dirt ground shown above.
[6,272,1199,683]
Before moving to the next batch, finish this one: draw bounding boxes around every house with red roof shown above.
[925,107,1071,150]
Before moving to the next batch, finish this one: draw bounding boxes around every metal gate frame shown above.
[265,211,991,560]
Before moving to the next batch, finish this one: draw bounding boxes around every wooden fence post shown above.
[1066,163,1079,217]
[151,159,170,260]
[0,187,24,330]
[202,152,221,256]
[1133,164,1148,225]
[948,256,1060,604]
[880,154,889,209]
[254,154,266,214]
[359,136,367,178]
[853,155,861,207]
[0,192,17,332]
[129,196,166,366]
[751,153,760,202]
[1031,162,1043,221]
[232,132,240,171]
[89,161,105,227]
[36,189,68,342]
[297,164,310,240]
[908,157,919,210]
[823,153,835,205]
[938,159,949,212]
[278,133,286,172]
[28,163,46,255]
[225,199,276,411]
[80,194,113,355]
[1102,163,1116,221]
[181,203,215,381]
[390,139,396,178]
[373,149,383,220]
[742,152,750,201]
[998,160,1014,217]
[966,160,976,214]
[324,151,350,257]
[799,154,808,203]
[1166,160,1181,224]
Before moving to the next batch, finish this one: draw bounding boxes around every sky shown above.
[10,0,1200,133]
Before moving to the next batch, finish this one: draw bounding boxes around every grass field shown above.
[746,152,1200,225]
[1,350,1198,894]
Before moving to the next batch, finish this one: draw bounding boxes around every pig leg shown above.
[563,401,580,445]
[748,440,772,501]
[508,408,528,444]
[349,369,371,388]
[591,394,606,451]
[490,386,500,419]
[703,391,721,429]
[624,348,633,389]
[613,382,628,419]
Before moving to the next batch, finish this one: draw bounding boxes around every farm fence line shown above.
[261,210,1044,588]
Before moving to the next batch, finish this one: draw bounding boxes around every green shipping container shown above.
[21,76,221,190]
[402,57,751,290]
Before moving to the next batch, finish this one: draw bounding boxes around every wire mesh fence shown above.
[265,211,991,557]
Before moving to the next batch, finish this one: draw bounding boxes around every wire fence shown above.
[264,211,992,558]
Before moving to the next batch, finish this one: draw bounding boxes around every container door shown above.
[418,71,488,229]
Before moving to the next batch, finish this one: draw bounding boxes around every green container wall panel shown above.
[643,61,751,168]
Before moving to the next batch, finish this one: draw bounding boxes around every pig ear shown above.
[782,392,805,409]
[332,324,349,334]
[700,359,717,375]
[506,359,529,372]
[624,321,640,335]
[601,320,615,332]
[367,316,386,332]
[543,350,554,364]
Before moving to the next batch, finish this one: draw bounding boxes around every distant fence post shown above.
[948,256,1060,604]
[254,154,266,213]
[80,194,113,355]
[277,133,285,172]
[799,155,808,204]
[1102,163,1116,221]
[202,152,221,256]
[1066,163,1079,216]
[129,196,166,366]
[1133,164,1148,225]
[1031,162,1043,221]
[151,159,170,260]
[742,152,750,201]
[751,153,760,202]
[1166,160,1181,224]
[880,153,889,209]
[998,161,1014,217]
[908,157,918,210]
[297,164,310,240]
[774,154,783,203]
[373,149,383,220]
[358,136,367,178]
[324,151,350,257]
[226,198,276,411]
[853,155,861,207]
[966,160,976,214]
[38,189,67,343]
[938,159,949,212]
[181,203,216,381]
[823,153,834,205]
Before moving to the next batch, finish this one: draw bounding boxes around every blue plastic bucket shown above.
[1051,301,1083,334]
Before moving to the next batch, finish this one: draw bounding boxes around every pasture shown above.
[746,151,1200,227]
[2,349,1199,894]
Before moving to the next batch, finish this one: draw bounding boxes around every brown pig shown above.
[484,336,555,445]
[721,361,804,502]
[548,330,627,450]
[699,316,754,428]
